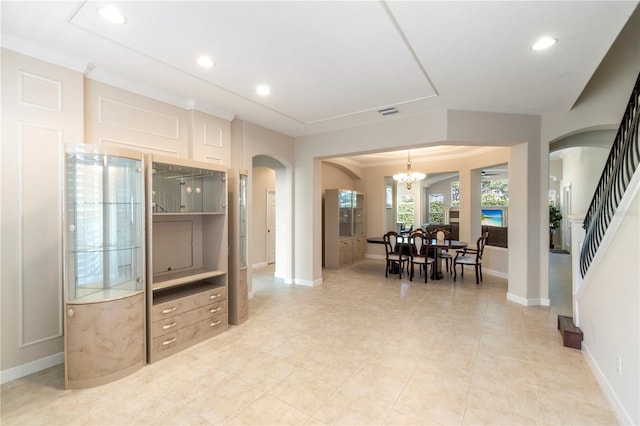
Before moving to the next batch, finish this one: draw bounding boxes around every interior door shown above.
[267,190,276,264]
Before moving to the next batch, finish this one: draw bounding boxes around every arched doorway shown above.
[548,128,615,315]
[251,155,292,287]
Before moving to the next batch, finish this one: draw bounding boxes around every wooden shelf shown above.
[153,268,226,291]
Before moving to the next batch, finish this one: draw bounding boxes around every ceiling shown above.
[332,145,503,168]
[2,1,638,142]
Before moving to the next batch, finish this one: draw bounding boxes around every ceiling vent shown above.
[378,107,398,116]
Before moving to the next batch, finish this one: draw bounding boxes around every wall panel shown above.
[19,123,63,346]
[85,79,189,157]
[191,110,230,165]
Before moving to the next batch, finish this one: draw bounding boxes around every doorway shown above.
[267,190,276,264]
[252,154,291,283]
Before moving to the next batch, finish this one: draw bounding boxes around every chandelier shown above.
[393,151,425,190]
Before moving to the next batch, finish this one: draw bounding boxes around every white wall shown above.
[578,180,640,425]
[559,147,610,215]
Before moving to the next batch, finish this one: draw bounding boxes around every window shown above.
[549,188,557,206]
[451,182,460,207]
[481,179,508,206]
[428,193,444,224]
[397,194,415,227]
[451,179,508,206]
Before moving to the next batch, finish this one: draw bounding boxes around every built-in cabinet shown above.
[228,168,249,325]
[63,144,146,389]
[146,155,228,363]
[63,148,232,385]
[324,189,365,269]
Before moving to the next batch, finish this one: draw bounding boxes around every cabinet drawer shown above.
[153,285,227,320]
[151,312,228,361]
[151,300,227,337]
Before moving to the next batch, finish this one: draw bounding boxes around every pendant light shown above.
[393,151,425,190]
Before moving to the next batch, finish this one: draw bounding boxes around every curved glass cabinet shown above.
[228,168,248,325]
[63,144,146,389]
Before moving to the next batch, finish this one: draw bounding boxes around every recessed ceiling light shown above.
[531,37,557,51]
[97,6,127,24]
[256,85,271,96]
[197,55,215,68]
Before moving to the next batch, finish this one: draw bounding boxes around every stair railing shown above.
[580,71,640,278]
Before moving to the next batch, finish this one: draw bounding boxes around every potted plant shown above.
[549,204,562,249]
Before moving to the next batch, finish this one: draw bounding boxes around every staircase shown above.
[580,71,640,278]
[560,71,640,349]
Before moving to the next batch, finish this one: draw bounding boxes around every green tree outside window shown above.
[397,194,415,227]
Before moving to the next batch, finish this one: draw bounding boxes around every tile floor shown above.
[1,254,619,425]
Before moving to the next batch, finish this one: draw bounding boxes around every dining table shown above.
[367,236,467,280]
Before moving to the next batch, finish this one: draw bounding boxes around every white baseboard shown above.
[292,277,323,287]
[483,268,508,280]
[0,352,64,384]
[506,293,550,307]
[252,261,268,269]
[583,342,633,425]
[506,292,528,305]
[365,254,385,260]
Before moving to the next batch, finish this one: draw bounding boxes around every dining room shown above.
[321,145,510,281]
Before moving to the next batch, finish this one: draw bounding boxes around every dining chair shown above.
[409,231,435,283]
[453,232,489,284]
[383,231,409,279]
[430,228,453,274]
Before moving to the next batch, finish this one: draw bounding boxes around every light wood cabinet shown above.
[63,144,146,389]
[324,189,365,268]
[146,155,228,363]
[150,283,227,362]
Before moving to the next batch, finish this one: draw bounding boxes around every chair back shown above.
[383,231,400,256]
[432,228,452,249]
[410,231,429,257]
[475,232,489,260]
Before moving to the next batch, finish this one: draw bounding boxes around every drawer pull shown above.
[209,307,222,313]
[162,337,177,346]
[210,320,222,327]
[161,307,177,315]
[209,293,222,300]
[161,322,177,330]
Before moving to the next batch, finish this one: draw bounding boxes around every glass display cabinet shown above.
[63,144,146,389]
[228,168,249,324]
[354,192,366,260]
[324,189,365,268]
